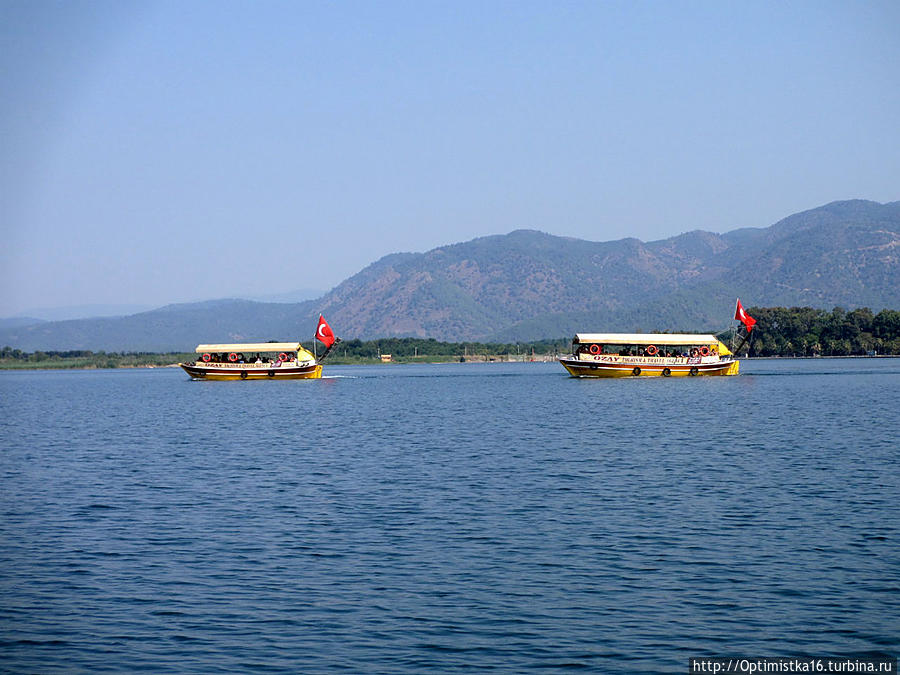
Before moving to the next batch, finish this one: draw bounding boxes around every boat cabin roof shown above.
[195,342,304,354]
[573,333,720,345]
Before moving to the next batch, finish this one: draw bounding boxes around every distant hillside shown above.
[316,199,900,341]
[0,300,317,353]
[2,199,898,350]
[0,317,46,331]
[7,303,156,322]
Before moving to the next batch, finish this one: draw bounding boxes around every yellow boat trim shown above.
[560,357,739,377]
[180,364,323,380]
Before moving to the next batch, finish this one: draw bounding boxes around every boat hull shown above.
[179,362,323,380]
[559,356,739,378]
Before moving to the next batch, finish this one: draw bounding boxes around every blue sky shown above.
[2,0,899,317]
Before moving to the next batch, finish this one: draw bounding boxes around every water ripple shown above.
[1,360,898,672]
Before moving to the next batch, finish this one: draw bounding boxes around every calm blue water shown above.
[1,359,898,673]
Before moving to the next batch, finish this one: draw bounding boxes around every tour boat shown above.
[179,342,323,380]
[558,333,740,378]
[179,315,340,380]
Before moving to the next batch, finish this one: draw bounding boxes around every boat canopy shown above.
[574,333,732,356]
[574,333,719,345]
[195,342,305,354]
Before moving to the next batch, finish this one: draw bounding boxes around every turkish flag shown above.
[734,299,756,332]
[315,315,336,348]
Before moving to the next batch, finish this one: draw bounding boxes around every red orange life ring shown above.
[589,344,601,355]
[699,346,710,357]
[228,353,238,362]
[278,352,289,362]
[201,353,211,362]
[646,345,658,356]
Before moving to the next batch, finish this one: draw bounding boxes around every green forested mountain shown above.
[2,199,899,350]
[746,306,900,356]
[316,199,900,341]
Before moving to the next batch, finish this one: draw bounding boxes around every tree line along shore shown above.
[2,307,900,370]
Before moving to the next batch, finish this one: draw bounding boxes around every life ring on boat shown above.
[278,352,288,362]
[201,353,211,362]
[690,348,699,357]
[239,371,248,379]
[589,344,600,355]
[632,367,641,376]
[229,353,238,362]
[645,345,658,356]
[689,367,699,376]
[699,346,710,357]
[662,368,672,377]
[267,370,276,377]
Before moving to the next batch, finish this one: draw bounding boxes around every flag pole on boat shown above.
[732,299,756,355]
[314,314,340,364]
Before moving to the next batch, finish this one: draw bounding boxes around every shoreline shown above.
[2,354,898,372]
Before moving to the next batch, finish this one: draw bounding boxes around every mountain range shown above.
[3,199,899,351]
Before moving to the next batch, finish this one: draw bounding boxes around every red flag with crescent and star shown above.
[734,299,757,332]
[316,315,336,348]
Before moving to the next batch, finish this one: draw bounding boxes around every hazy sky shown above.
[2,1,899,316]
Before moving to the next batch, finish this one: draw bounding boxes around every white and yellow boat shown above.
[180,342,322,380]
[559,333,739,378]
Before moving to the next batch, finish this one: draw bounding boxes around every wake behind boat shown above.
[179,315,340,381]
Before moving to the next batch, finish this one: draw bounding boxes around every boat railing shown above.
[573,351,727,364]
[193,353,302,366]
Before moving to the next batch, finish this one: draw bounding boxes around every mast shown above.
[316,337,342,364]
[733,323,753,356]
[731,299,754,357]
